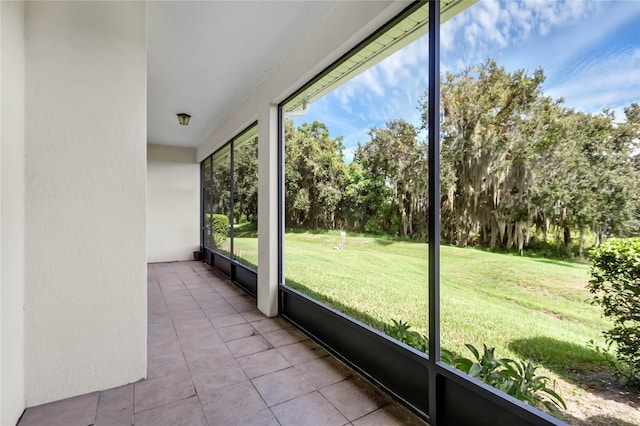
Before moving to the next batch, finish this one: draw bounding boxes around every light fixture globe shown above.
[177,113,191,126]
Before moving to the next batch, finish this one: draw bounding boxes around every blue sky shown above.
[292,0,640,162]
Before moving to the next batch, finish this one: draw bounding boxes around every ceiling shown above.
[147,1,336,148]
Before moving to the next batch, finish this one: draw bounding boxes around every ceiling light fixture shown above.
[177,113,191,126]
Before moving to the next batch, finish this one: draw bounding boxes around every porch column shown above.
[257,104,279,316]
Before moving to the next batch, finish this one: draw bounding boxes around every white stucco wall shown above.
[23,1,147,406]
[147,144,200,263]
[1,1,26,423]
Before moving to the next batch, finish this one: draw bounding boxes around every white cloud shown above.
[328,34,429,125]
[476,0,508,47]
[377,36,429,88]
[335,85,355,113]
[505,2,532,39]
[441,11,467,51]
[545,46,640,113]
[442,0,600,70]
[361,68,385,96]
[439,0,640,115]
[297,0,639,158]
[531,0,593,35]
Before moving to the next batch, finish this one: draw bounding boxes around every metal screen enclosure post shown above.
[230,142,235,264]
[277,105,285,301]
[428,0,441,423]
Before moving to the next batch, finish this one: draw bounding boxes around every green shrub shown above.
[383,319,566,418]
[452,344,566,418]
[212,214,229,235]
[383,319,430,353]
[587,237,640,383]
[211,214,229,247]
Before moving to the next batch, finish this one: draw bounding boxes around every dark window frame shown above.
[276,1,562,425]
[200,122,259,296]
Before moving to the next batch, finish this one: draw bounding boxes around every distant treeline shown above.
[284,59,640,253]
[214,59,640,254]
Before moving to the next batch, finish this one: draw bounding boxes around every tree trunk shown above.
[579,228,585,257]
[563,225,571,248]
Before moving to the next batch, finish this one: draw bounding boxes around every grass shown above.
[233,223,258,268]
[227,227,613,369]
[231,228,610,365]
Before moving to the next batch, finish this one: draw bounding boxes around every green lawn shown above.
[281,230,611,374]
[232,237,258,269]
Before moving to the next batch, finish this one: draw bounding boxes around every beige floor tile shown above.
[209,312,247,328]
[295,356,352,389]
[262,327,307,347]
[224,294,255,306]
[95,384,133,425]
[214,284,246,297]
[173,317,213,333]
[147,351,189,380]
[271,391,348,426]
[147,326,176,340]
[18,392,98,426]
[251,317,292,334]
[201,301,238,318]
[235,409,280,426]
[320,378,387,421]
[218,322,258,342]
[351,404,426,426]
[232,300,258,312]
[177,328,225,352]
[191,292,222,303]
[134,396,206,426]
[240,309,269,322]
[227,334,272,357]
[182,345,234,371]
[170,309,208,323]
[237,348,292,378]
[133,372,195,413]
[277,340,328,365]
[199,381,267,424]
[252,367,315,406]
[147,336,181,357]
[189,357,248,395]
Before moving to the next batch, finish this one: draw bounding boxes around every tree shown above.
[420,59,640,252]
[233,136,258,224]
[284,119,348,229]
[355,119,428,237]
[422,59,547,250]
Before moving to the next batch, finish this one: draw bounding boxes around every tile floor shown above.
[17,261,426,426]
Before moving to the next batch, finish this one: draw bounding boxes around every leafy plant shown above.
[211,214,229,247]
[452,344,566,418]
[587,237,640,382]
[383,319,430,353]
[384,319,566,418]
